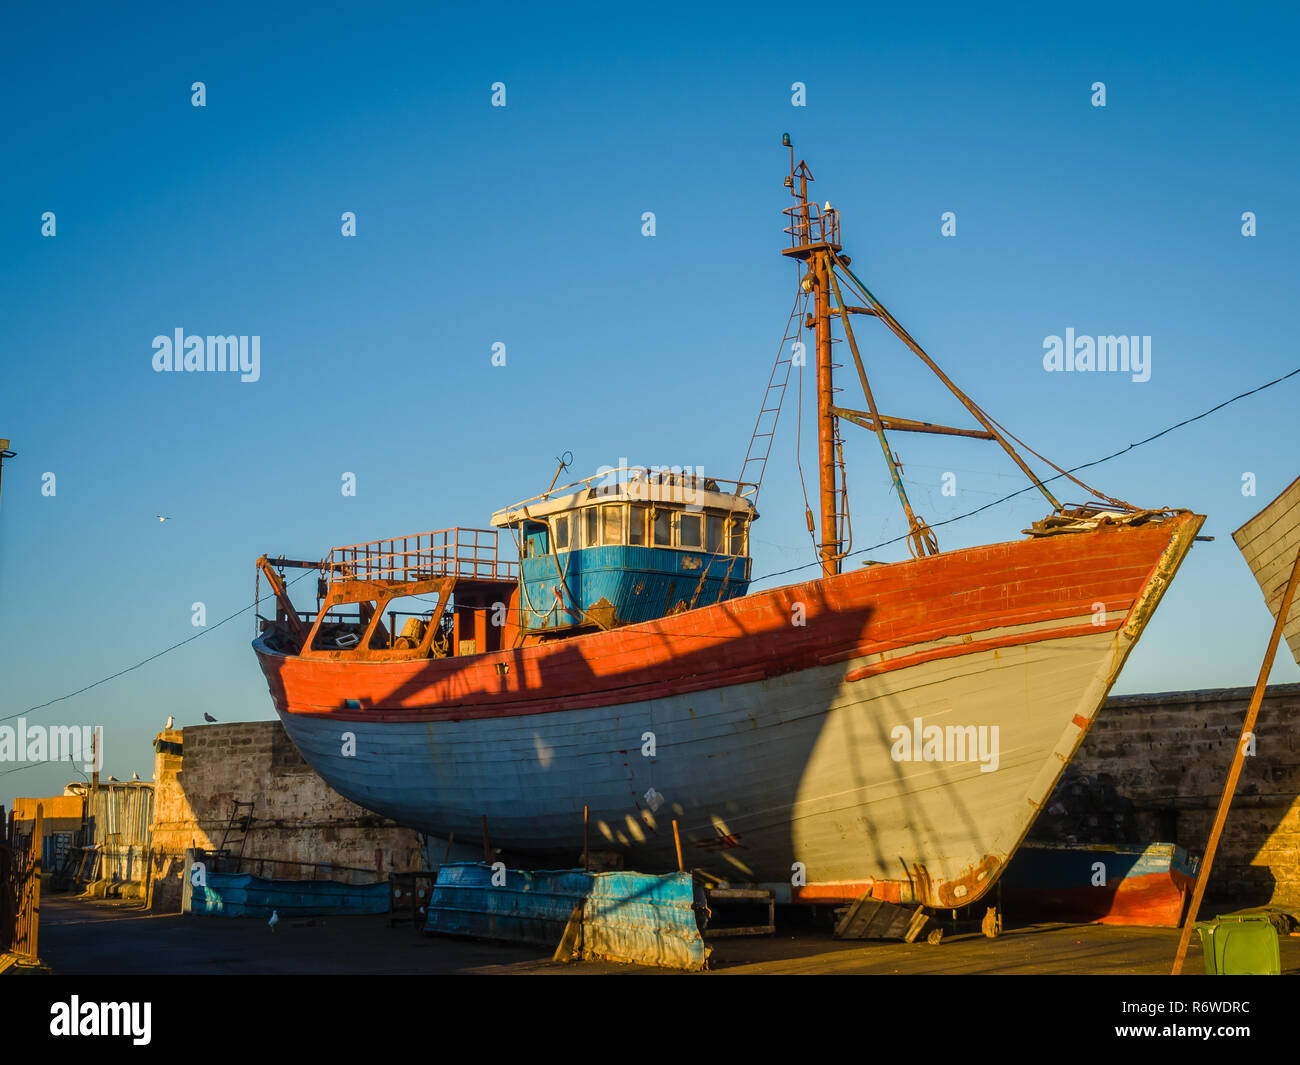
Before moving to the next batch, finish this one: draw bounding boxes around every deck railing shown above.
[498,467,756,514]
[328,527,518,584]
[783,200,839,250]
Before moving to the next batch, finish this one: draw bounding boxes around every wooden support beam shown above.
[1171,541,1300,974]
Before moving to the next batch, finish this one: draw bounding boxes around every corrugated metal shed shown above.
[71,782,154,885]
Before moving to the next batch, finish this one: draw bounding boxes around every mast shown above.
[781,136,843,578]
[775,137,1113,572]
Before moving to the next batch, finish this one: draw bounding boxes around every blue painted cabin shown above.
[492,469,756,634]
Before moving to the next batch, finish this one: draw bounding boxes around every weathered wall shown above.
[148,722,423,911]
[1031,682,1300,909]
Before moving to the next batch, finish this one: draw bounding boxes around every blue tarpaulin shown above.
[425,862,708,970]
[425,863,593,945]
[582,870,708,970]
[190,872,390,918]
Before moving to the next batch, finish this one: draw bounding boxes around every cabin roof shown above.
[491,475,756,528]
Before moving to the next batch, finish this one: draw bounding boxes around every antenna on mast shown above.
[0,438,15,514]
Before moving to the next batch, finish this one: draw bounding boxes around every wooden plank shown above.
[703,925,774,938]
[835,895,923,940]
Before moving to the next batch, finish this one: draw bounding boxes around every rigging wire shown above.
[1,570,316,732]
[752,364,1300,585]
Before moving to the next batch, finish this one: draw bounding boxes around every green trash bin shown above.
[1196,915,1281,975]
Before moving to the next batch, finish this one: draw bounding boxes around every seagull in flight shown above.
[157,515,170,523]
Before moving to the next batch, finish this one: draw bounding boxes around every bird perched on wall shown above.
[268,909,279,932]
[131,771,140,780]
[107,776,118,782]
[165,715,174,729]
[204,713,217,722]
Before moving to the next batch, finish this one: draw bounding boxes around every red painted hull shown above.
[1002,871,1195,927]
[257,515,1201,723]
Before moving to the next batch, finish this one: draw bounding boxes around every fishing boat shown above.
[252,139,1205,908]
[1000,842,1199,927]
[1233,474,1300,668]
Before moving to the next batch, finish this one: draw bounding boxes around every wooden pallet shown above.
[834,896,931,941]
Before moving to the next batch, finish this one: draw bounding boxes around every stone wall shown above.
[1031,682,1300,909]
[147,721,423,911]
[142,685,1300,915]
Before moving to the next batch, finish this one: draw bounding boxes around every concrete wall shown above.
[147,721,423,911]
[1031,682,1300,909]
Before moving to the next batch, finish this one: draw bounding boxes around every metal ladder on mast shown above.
[738,291,810,502]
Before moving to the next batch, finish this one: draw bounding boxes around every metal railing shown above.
[783,201,839,250]
[328,527,518,584]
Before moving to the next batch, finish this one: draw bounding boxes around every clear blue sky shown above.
[3,1,1298,800]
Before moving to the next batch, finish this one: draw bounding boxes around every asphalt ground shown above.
[23,893,1300,975]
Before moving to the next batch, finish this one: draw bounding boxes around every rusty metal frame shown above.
[330,527,517,584]
[299,575,460,662]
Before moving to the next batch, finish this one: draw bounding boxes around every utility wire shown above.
[1,570,315,738]
[752,365,1300,585]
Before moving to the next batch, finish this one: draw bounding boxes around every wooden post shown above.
[672,819,684,872]
[1172,541,1300,975]
[181,847,196,914]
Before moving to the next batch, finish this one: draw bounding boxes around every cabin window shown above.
[729,517,747,556]
[553,514,570,550]
[653,508,673,547]
[705,514,725,553]
[602,504,623,546]
[679,512,702,549]
[628,504,649,546]
[584,508,599,548]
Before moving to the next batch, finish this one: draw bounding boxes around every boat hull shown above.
[1234,475,1300,667]
[256,513,1203,906]
[1000,843,1198,926]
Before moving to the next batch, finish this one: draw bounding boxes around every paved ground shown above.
[27,894,1300,975]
